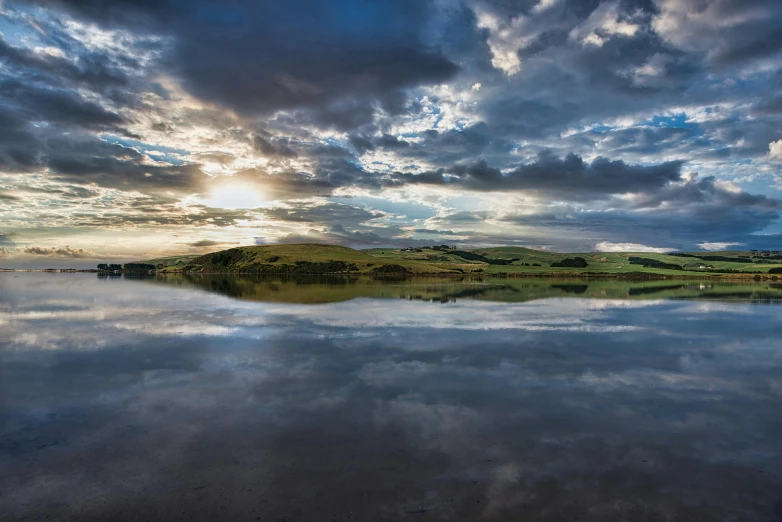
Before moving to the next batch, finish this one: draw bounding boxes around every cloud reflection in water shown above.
[1,273,782,521]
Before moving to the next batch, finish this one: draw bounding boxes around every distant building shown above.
[684,262,713,270]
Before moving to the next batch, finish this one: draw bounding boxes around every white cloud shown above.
[532,0,560,14]
[623,53,673,87]
[569,2,640,47]
[33,46,66,58]
[474,0,576,75]
[594,241,674,253]
[697,242,744,251]
[768,139,782,161]
[474,5,530,76]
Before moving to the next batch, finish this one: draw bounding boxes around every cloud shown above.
[255,226,401,249]
[23,245,99,258]
[474,5,529,76]
[34,0,457,126]
[652,0,782,65]
[259,202,379,225]
[627,175,778,211]
[501,174,779,250]
[0,233,17,246]
[0,247,11,258]
[568,1,640,48]
[594,242,674,253]
[0,191,21,202]
[186,239,238,248]
[697,242,745,251]
[0,79,125,129]
[252,134,297,159]
[0,0,780,253]
[390,152,684,200]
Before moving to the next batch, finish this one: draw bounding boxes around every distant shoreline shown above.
[6,243,781,280]
[3,269,779,281]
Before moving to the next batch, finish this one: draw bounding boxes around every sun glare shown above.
[207,184,265,209]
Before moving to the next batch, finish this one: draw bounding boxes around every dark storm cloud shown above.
[586,126,705,156]
[0,26,184,192]
[390,152,684,199]
[0,35,130,94]
[45,138,202,193]
[631,175,779,210]
[350,124,513,166]
[0,103,201,192]
[32,0,458,124]
[501,174,780,248]
[0,79,125,129]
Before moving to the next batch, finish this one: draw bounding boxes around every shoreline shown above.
[163,270,780,281]
[3,270,779,281]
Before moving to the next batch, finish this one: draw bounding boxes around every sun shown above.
[207,184,265,209]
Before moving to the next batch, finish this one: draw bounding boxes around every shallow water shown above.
[2,273,782,521]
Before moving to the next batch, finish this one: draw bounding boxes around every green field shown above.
[143,243,782,279]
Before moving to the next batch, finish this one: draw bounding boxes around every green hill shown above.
[176,244,476,275]
[141,244,782,279]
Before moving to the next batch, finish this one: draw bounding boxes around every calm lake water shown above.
[2,273,782,521]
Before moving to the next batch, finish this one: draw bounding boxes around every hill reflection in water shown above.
[141,273,782,304]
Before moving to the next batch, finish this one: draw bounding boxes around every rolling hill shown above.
[142,243,782,279]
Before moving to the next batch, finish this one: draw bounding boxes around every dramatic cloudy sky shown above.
[1,0,781,266]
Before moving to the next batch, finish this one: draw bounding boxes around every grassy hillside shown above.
[145,243,782,279]
[176,244,477,275]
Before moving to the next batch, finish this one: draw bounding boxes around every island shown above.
[118,243,782,280]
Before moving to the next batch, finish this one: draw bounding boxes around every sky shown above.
[0,0,781,267]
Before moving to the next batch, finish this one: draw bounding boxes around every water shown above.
[2,273,782,521]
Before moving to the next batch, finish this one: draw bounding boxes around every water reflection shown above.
[1,273,781,521]
[144,272,782,304]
